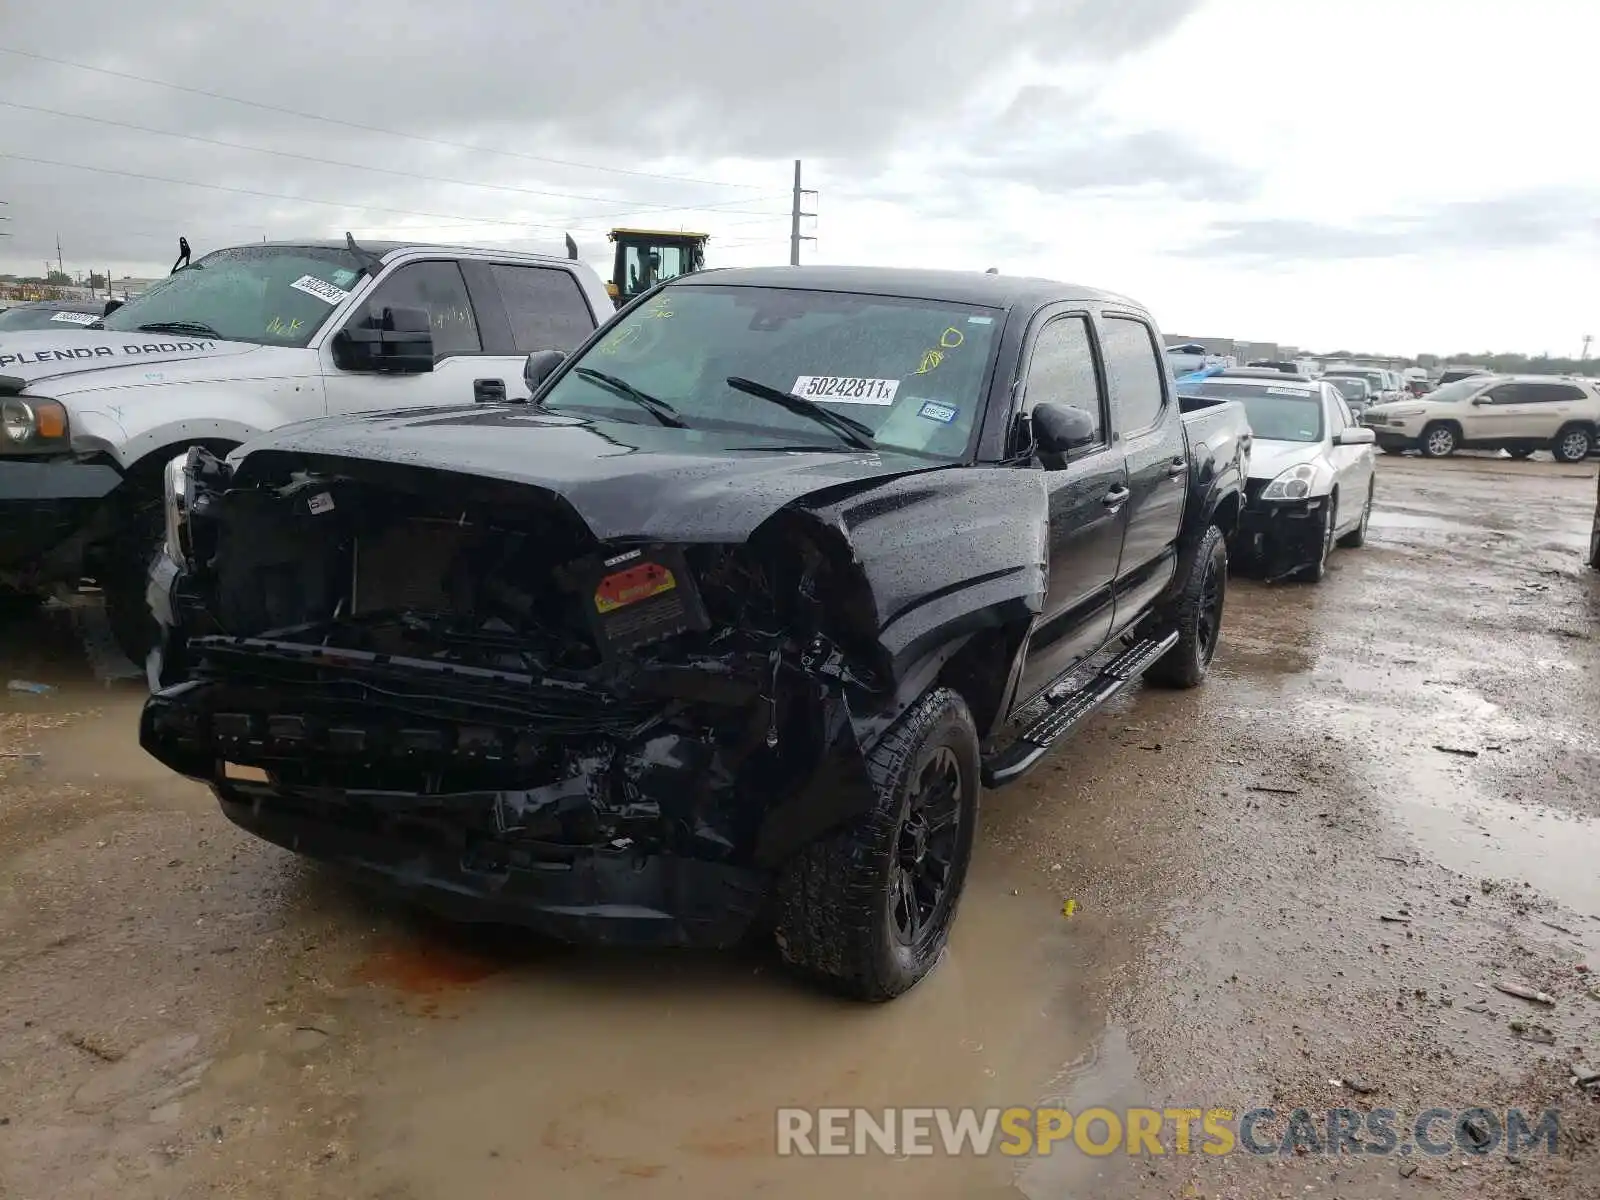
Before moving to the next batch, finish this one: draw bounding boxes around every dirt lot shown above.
[2,453,1597,1200]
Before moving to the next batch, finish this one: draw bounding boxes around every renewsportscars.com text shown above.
[775,1106,1560,1158]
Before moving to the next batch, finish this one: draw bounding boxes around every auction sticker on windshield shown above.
[1267,386,1314,396]
[791,376,900,405]
[49,311,98,326]
[289,275,352,306]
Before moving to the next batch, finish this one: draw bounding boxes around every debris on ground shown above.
[1509,1021,1557,1045]
[6,680,55,695]
[1495,980,1557,1005]
[1247,784,1301,795]
[1433,744,1480,757]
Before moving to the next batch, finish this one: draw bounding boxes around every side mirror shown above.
[1337,427,1376,446]
[1032,402,1099,457]
[102,298,123,317]
[331,305,434,373]
[524,349,566,394]
[1470,396,1490,406]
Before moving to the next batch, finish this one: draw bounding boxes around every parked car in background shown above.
[1436,367,1490,386]
[1178,373,1375,581]
[1167,342,1229,377]
[141,265,1250,1001]
[1325,367,1404,407]
[1326,375,1373,418]
[1361,374,1600,461]
[0,237,611,663]
[0,298,106,331]
[1246,360,1301,374]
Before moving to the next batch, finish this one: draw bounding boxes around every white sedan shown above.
[1179,373,1377,581]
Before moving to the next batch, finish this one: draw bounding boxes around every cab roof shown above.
[666,265,1142,313]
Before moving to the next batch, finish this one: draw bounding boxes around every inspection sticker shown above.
[918,400,959,424]
[967,316,994,325]
[1266,386,1313,396]
[791,376,900,405]
[289,275,351,306]
[307,491,335,515]
[49,310,98,325]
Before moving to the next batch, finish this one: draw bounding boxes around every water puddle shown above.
[1367,511,1471,533]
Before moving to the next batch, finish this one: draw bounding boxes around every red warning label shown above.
[594,561,677,614]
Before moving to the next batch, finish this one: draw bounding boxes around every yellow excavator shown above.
[600,229,709,309]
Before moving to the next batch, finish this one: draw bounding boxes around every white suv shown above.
[1362,374,1600,462]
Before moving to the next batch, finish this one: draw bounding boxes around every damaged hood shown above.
[0,329,265,396]
[235,404,943,543]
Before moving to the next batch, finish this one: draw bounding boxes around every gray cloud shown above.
[0,0,1206,274]
[1179,190,1600,262]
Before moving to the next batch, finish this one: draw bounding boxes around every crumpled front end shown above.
[140,450,892,947]
[1233,487,1331,579]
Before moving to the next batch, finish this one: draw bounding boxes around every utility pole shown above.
[789,159,816,266]
[1582,335,1593,361]
[55,234,64,279]
[0,199,10,239]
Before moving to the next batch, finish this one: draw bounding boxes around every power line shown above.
[0,151,573,232]
[0,100,786,217]
[0,152,794,238]
[0,45,763,193]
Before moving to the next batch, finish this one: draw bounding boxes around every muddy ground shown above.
[2,453,1597,1200]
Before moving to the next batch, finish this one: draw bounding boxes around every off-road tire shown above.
[1147,522,1227,689]
[1338,479,1373,548]
[773,687,980,1002]
[100,485,164,672]
[1419,422,1459,458]
[1552,425,1593,464]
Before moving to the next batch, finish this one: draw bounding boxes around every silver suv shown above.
[1362,374,1600,462]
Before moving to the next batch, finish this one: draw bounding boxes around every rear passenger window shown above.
[1022,315,1106,445]
[489,265,597,352]
[1524,383,1587,403]
[1100,316,1166,432]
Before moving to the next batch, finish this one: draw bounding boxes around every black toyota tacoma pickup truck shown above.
[139,267,1249,1000]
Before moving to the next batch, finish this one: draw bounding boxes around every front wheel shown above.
[1552,426,1593,464]
[1147,522,1227,688]
[1338,479,1373,548]
[1297,496,1337,583]
[1420,423,1459,458]
[774,687,980,1001]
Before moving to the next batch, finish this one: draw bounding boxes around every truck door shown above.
[320,259,520,415]
[1098,313,1185,634]
[1014,311,1130,703]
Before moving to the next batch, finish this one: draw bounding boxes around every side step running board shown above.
[981,631,1179,789]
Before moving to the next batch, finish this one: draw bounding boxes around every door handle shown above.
[1102,485,1131,508]
[1166,456,1187,478]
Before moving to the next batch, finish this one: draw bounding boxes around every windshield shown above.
[1190,381,1324,443]
[0,305,100,331]
[1421,376,1490,403]
[1326,377,1370,399]
[539,284,1003,460]
[97,245,365,347]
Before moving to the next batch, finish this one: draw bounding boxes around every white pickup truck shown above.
[0,237,612,658]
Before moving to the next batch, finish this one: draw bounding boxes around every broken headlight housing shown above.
[1260,462,1327,502]
[161,450,194,568]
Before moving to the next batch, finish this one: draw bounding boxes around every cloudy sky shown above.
[2,0,1595,356]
